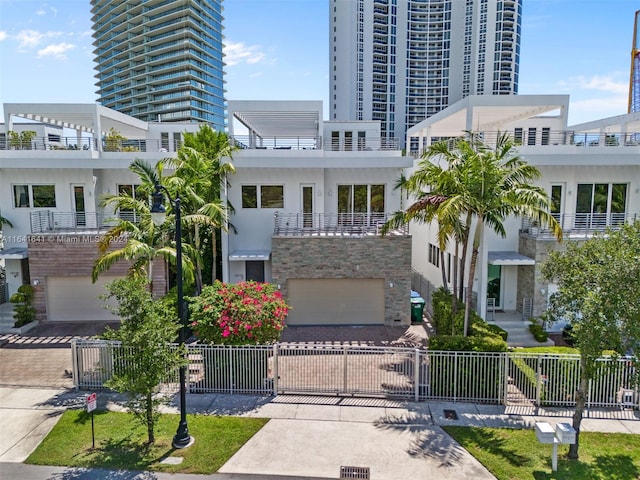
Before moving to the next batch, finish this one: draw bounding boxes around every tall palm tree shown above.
[390,132,562,336]
[92,161,194,289]
[164,126,237,289]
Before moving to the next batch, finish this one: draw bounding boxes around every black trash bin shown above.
[411,294,425,324]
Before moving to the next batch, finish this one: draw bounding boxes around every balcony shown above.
[0,136,176,153]
[231,136,399,152]
[273,212,408,237]
[521,213,638,239]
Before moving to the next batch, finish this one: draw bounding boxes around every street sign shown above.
[86,392,97,413]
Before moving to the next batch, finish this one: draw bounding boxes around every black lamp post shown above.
[151,183,193,449]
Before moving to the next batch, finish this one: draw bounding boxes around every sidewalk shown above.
[2,387,639,480]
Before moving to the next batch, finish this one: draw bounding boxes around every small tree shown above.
[101,276,184,444]
[104,127,126,152]
[10,284,36,327]
[189,280,289,345]
[8,130,37,149]
[542,222,640,459]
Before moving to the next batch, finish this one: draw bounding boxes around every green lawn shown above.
[26,409,268,475]
[444,426,640,480]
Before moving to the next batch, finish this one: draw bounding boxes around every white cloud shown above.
[224,41,266,66]
[0,32,7,41]
[36,9,46,16]
[37,42,75,59]
[562,74,628,95]
[15,30,64,49]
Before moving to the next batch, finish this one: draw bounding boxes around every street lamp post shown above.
[151,183,193,449]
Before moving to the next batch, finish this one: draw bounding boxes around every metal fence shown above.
[71,340,639,408]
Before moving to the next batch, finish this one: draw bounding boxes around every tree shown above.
[101,276,184,444]
[166,125,237,287]
[389,132,562,336]
[92,160,195,288]
[542,223,640,459]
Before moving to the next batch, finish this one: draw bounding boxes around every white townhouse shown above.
[0,103,198,326]
[222,101,413,325]
[406,95,640,331]
[0,101,414,327]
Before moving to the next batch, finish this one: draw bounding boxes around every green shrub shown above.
[529,322,549,342]
[428,334,508,352]
[10,284,36,327]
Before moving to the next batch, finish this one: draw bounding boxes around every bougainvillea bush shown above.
[189,280,289,345]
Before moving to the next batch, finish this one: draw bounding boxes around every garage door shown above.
[286,279,385,325]
[47,276,122,321]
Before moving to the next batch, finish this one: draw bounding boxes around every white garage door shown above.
[286,279,385,325]
[47,276,121,321]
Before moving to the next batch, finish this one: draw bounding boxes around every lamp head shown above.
[151,184,167,226]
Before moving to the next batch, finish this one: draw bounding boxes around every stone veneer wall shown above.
[27,234,168,322]
[518,235,567,318]
[271,235,412,325]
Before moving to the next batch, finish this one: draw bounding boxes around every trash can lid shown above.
[410,290,421,298]
[411,296,425,304]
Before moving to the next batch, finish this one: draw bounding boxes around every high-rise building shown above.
[330,0,522,146]
[91,0,226,130]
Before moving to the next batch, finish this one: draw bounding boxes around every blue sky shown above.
[0,0,636,125]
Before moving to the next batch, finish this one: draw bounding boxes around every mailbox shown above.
[555,423,576,444]
[535,422,556,444]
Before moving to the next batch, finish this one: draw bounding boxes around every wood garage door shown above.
[286,279,385,325]
[47,276,121,321]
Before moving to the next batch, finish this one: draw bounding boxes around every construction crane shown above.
[628,10,640,113]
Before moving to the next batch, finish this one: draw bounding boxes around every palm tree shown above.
[164,126,237,289]
[390,132,562,336]
[92,161,194,290]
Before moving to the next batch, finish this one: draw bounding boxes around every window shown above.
[13,184,56,208]
[331,131,340,151]
[513,128,523,145]
[242,185,283,209]
[542,127,550,145]
[527,128,536,145]
[13,185,30,208]
[550,184,562,217]
[337,184,385,215]
[118,184,144,221]
[428,243,440,267]
[575,183,627,228]
[33,185,56,207]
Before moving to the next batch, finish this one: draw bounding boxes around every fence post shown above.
[414,348,420,402]
[502,353,509,405]
[71,339,79,391]
[273,344,279,396]
[343,345,348,394]
[185,344,191,394]
[453,351,458,402]
[536,355,542,406]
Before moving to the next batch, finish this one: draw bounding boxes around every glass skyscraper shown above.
[91,0,225,130]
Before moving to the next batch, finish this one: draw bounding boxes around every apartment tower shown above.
[91,0,225,130]
[330,0,522,146]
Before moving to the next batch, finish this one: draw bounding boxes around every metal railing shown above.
[408,130,640,156]
[231,135,400,152]
[30,211,116,234]
[273,212,409,236]
[0,136,179,153]
[72,339,639,408]
[521,212,638,239]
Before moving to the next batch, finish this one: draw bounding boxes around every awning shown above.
[228,249,271,262]
[0,247,28,259]
[488,251,535,266]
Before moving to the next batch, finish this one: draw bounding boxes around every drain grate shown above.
[340,466,370,479]
[443,409,458,420]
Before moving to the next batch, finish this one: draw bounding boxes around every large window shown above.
[242,185,284,209]
[117,184,144,221]
[337,184,385,217]
[575,183,627,228]
[13,184,56,208]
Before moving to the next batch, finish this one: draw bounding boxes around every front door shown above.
[73,185,86,227]
[246,261,265,282]
[302,184,314,227]
[487,264,502,309]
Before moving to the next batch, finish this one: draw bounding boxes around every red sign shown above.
[86,393,97,413]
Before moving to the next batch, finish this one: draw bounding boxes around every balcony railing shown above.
[30,211,119,234]
[0,137,180,153]
[521,212,638,239]
[231,136,399,152]
[273,212,408,237]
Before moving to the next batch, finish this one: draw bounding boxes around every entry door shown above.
[73,185,86,227]
[246,261,265,282]
[301,184,314,227]
[487,264,502,309]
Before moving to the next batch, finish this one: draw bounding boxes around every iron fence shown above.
[274,212,409,236]
[71,339,639,408]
